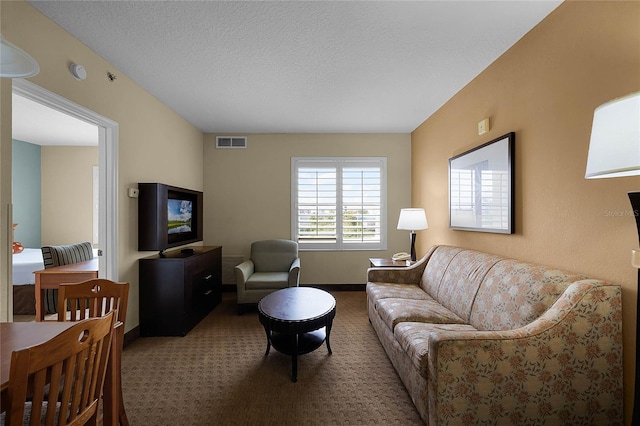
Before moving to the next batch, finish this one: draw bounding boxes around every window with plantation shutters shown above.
[292,157,387,251]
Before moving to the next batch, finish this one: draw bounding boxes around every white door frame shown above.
[12,79,119,281]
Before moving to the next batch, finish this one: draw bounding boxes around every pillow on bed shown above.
[41,242,94,269]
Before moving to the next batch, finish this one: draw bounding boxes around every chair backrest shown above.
[41,242,94,269]
[251,239,298,272]
[40,243,95,315]
[4,312,115,426]
[57,279,129,325]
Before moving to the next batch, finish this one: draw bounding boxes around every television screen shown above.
[139,183,203,252]
[167,198,193,235]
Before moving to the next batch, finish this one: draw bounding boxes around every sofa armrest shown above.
[425,281,623,424]
[367,246,436,284]
[288,257,301,287]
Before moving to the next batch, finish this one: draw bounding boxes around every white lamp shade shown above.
[585,91,640,179]
[633,249,640,269]
[397,208,428,231]
[0,35,39,78]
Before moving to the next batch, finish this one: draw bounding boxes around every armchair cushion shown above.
[246,272,291,290]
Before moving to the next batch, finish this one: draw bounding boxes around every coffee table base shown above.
[264,328,332,382]
[269,328,327,355]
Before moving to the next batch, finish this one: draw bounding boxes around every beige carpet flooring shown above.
[120,290,423,425]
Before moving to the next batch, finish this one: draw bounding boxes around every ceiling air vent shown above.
[216,136,247,149]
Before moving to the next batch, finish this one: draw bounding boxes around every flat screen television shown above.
[138,183,203,253]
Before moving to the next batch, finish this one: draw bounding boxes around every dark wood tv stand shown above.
[139,246,222,336]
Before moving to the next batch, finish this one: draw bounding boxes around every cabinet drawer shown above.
[192,270,216,307]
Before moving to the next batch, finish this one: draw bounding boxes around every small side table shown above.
[369,258,412,268]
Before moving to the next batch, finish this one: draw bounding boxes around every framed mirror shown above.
[449,132,515,234]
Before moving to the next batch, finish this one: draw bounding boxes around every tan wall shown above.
[203,133,412,284]
[411,2,640,422]
[0,1,205,330]
[41,146,98,245]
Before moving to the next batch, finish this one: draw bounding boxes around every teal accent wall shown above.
[12,139,41,248]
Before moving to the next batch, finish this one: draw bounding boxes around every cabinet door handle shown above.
[203,290,213,296]
[204,274,213,281]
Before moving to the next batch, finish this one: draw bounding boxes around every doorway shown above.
[11,79,119,282]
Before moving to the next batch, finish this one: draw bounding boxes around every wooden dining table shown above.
[1,322,74,390]
[1,321,128,425]
[1,322,74,411]
[33,257,99,321]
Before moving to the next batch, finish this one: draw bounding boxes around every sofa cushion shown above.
[394,322,477,378]
[435,249,503,322]
[376,298,466,332]
[419,246,463,297]
[366,282,433,303]
[469,259,584,330]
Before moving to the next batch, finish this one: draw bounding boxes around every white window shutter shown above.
[292,157,387,251]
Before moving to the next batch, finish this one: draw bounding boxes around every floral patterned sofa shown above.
[366,245,623,425]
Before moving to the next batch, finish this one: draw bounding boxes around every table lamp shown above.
[585,91,640,423]
[397,208,428,262]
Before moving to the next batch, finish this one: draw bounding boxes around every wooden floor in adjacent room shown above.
[120,290,423,425]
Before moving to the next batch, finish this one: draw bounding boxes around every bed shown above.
[12,248,45,315]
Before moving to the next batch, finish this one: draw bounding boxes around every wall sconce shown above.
[0,35,39,78]
[585,90,640,423]
[397,208,428,262]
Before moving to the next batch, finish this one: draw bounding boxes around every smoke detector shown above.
[70,63,87,81]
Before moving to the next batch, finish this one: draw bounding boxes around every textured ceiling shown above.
[26,0,562,134]
[13,93,98,146]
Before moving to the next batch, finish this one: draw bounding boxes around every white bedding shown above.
[12,248,44,285]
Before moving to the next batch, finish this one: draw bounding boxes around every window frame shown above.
[291,157,387,251]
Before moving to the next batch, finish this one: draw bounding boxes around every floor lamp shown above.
[585,91,640,422]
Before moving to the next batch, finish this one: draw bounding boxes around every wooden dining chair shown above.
[3,312,115,426]
[56,279,129,325]
[56,278,130,426]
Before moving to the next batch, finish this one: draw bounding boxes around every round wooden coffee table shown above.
[258,287,336,382]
